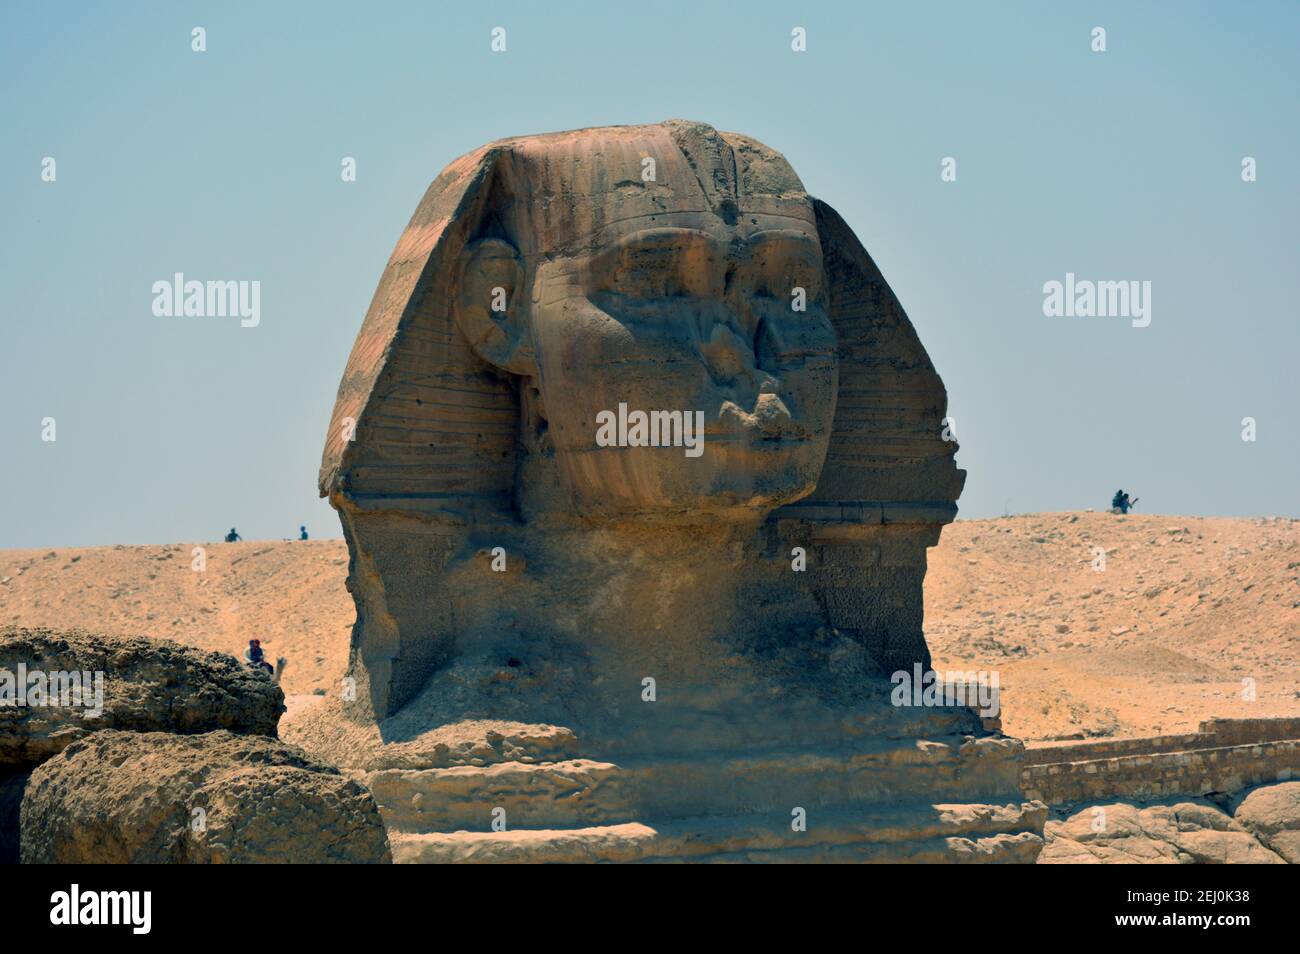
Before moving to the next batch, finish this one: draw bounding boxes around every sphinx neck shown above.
[459,515,829,686]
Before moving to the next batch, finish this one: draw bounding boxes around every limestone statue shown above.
[303,121,1042,862]
[320,119,964,727]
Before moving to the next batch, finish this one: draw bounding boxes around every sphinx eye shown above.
[759,264,823,306]
[748,239,824,306]
[597,245,688,298]
[596,242,726,300]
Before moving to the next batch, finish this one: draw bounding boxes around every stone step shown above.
[365,735,1024,834]
[387,801,1046,863]
[366,758,631,833]
[584,698,986,759]
[620,736,1023,819]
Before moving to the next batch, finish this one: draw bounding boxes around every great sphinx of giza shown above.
[290,120,1044,862]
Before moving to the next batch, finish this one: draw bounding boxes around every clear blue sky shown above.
[2,1,1297,548]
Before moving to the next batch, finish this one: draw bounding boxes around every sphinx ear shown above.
[454,238,536,376]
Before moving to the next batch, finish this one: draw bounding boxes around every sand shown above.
[2,512,1296,742]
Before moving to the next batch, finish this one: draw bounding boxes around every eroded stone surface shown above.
[388,802,1046,864]
[1038,799,1285,864]
[1231,781,1300,863]
[21,730,390,864]
[0,627,283,771]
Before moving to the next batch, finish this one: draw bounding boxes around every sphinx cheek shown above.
[752,305,838,423]
[533,297,637,381]
[528,297,637,448]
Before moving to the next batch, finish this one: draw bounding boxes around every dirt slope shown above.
[0,540,352,697]
[2,513,1296,741]
[927,512,1300,740]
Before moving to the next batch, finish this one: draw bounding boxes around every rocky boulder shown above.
[21,730,390,864]
[1231,781,1300,863]
[1038,799,1285,864]
[0,627,283,771]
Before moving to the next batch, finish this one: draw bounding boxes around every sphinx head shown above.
[319,120,964,719]
[448,121,838,520]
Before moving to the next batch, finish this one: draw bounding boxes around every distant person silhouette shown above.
[1110,490,1136,514]
[299,525,308,541]
[244,638,273,675]
[225,527,242,543]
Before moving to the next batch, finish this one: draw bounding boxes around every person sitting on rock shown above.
[225,527,241,543]
[299,525,308,541]
[1111,490,1135,514]
[245,639,274,675]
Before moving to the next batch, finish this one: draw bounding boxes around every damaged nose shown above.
[752,391,792,433]
[719,391,797,436]
[703,323,801,437]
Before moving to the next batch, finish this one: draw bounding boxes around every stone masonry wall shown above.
[1022,718,1300,805]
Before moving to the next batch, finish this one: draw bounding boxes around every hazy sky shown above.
[2,1,1297,548]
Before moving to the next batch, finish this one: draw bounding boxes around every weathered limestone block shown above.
[0,627,283,771]
[388,802,1046,864]
[1232,781,1300,863]
[1038,799,1285,864]
[21,730,390,864]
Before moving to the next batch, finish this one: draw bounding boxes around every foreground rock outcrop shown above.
[1231,781,1300,863]
[21,730,390,864]
[0,627,283,770]
[2,627,289,862]
[1037,785,1300,863]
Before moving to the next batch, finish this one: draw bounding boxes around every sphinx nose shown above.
[752,390,792,431]
[701,324,790,421]
[718,390,796,437]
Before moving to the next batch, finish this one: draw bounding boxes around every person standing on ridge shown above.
[224,527,242,542]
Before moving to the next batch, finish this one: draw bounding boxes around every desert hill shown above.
[0,540,353,699]
[2,512,1296,742]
